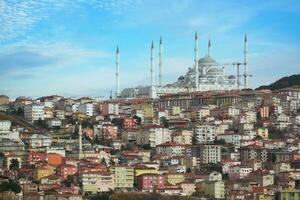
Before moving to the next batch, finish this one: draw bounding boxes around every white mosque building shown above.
[117,33,249,99]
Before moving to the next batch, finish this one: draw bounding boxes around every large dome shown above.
[198,56,217,65]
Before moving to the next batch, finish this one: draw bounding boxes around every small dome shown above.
[198,56,217,65]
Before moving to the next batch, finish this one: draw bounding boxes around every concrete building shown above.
[0,120,11,131]
[24,103,45,122]
[57,164,77,180]
[78,103,94,117]
[29,134,52,149]
[137,125,171,148]
[172,130,193,145]
[137,174,164,191]
[80,172,114,193]
[192,145,221,164]
[156,142,190,156]
[204,181,225,199]
[240,144,268,162]
[194,124,216,144]
[0,95,9,105]
[102,102,119,115]
[110,166,134,189]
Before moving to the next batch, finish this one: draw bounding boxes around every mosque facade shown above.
[118,33,248,99]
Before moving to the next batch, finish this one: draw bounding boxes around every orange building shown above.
[259,106,269,118]
[47,153,64,166]
[122,117,135,129]
[57,164,77,180]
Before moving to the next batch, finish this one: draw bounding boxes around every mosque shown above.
[117,33,249,99]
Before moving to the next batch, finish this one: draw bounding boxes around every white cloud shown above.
[0,42,110,78]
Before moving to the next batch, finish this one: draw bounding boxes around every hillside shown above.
[256,74,300,90]
[0,111,36,130]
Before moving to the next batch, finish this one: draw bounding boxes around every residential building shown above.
[79,103,94,117]
[24,104,45,122]
[137,125,171,148]
[137,174,164,191]
[192,145,221,164]
[204,181,225,199]
[29,134,52,149]
[80,172,114,193]
[57,164,77,180]
[110,166,134,189]
[172,130,193,145]
[102,102,119,115]
[194,124,216,144]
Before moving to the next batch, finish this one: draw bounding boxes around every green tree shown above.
[9,159,19,171]
[112,118,123,129]
[0,181,22,194]
[133,115,142,125]
[214,139,226,145]
[160,116,169,128]
[101,158,107,166]
[91,193,110,200]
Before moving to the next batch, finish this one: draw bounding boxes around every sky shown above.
[0,0,300,99]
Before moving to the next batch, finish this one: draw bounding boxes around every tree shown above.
[91,193,110,200]
[0,181,22,194]
[16,107,24,116]
[160,116,169,128]
[101,158,107,166]
[9,159,19,171]
[112,118,123,129]
[94,135,101,144]
[133,115,142,125]
[214,139,226,145]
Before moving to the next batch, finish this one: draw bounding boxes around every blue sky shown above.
[0,0,300,98]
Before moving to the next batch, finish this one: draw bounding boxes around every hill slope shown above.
[256,74,300,90]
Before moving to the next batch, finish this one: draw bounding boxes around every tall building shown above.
[24,104,45,122]
[78,103,94,117]
[192,144,221,164]
[110,166,134,189]
[194,124,216,144]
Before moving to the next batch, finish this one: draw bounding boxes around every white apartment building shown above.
[24,104,45,122]
[80,172,114,193]
[79,103,94,117]
[172,130,193,145]
[192,145,221,164]
[217,134,241,147]
[197,108,210,121]
[29,134,52,148]
[47,118,62,128]
[228,107,240,116]
[194,124,216,144]
[66,103,80,113]
[43,101,54,108]
[156,142,188,156]
[0,120,11,131]
[102,103,119,115]
[137,125,171,147]
[0,120,19,140]
[54,110,65,120]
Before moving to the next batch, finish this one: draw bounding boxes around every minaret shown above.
[159,36,163,87]
[150,41,154,88]
[78,124,82,155]
[115,45,120,97]
[194,32,199,90]
[150,41,156,98]
[208,37,211,57]
[243,33,248,89]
